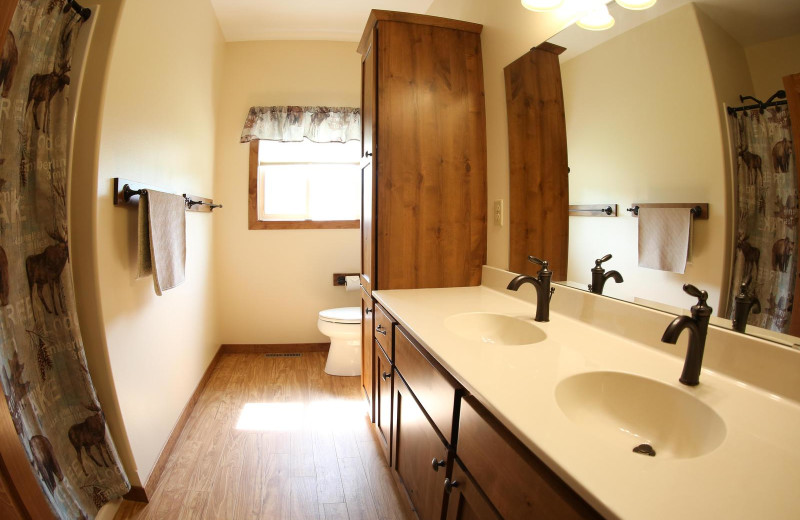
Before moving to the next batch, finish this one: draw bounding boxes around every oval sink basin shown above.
[443,312,546,345]
[555,371,726,459]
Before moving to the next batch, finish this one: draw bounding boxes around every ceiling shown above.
[209,0,435,42]
[551,0,800,61]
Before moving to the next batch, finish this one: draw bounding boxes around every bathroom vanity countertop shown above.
[373,284,800,520]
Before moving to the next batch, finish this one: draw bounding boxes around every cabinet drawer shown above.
[395,326,461,444]
[374,303,395,356]
[457,397,601,520]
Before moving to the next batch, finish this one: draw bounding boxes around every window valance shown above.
[240,106,361,144]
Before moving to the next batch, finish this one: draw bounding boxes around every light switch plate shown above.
[494,199,504,226]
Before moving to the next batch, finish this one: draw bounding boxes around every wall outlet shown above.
[494,199,504,226]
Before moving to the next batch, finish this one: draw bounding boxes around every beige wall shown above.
[72,0,225,485]
[745,33,800,101]
[213,41,361,344]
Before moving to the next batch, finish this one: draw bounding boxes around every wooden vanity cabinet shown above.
[445,459,502,520]
[375,345,393,463]
[456,397,602,520]
[361,288,374,416]
[393,373,450,520]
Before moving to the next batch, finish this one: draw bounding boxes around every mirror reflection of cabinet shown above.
[505,43,569,280]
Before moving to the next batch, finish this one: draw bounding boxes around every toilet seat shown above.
[319,307,361,324]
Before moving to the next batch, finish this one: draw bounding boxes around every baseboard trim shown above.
[122,485,148,503]
[135,346,224,502]
[220,343,330,354]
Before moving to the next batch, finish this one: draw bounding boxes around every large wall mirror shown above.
[521,0,800,347]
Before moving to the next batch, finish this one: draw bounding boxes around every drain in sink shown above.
[633,444,656,457]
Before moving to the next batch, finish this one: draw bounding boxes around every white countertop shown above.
[373,284,800,520]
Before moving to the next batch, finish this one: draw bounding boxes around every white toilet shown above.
[318,307,362,376]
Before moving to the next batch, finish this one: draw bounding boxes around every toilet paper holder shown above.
[333,273,360,286]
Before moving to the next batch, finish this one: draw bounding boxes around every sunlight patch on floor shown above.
[235,399,367,432]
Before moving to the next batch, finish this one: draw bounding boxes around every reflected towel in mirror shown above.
[637,208,693,274]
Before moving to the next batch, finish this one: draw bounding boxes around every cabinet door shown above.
[361,161,375,294]
[375,345,392,463]
[445,460,501,520]
[361,289,374,420]
[393,376,448,520]
[361,33,375,162]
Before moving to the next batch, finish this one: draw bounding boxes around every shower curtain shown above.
[728,104,797,333]
[0,1,130,518]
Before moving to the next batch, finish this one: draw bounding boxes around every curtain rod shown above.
[727,89,787,115]
[65,0,92,21]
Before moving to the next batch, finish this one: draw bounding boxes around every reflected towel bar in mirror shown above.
[569,204,617,217]
[627,203,708,220]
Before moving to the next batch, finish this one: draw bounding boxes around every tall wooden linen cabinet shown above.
[357,10,487,424]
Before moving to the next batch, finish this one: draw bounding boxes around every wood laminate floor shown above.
[114,352,415,520]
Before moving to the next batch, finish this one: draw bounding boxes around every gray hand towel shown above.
[137,190,186,294]
[637,207,693,274]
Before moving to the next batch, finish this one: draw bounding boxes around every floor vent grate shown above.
[264,353,302,358]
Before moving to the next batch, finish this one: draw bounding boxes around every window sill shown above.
[248,219,360,230]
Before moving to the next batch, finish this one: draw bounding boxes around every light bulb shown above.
[615,0,657,10]
[521,0,564,12]
[576,4,616,31]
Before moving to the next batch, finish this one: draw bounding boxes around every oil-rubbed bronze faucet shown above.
[506,256,555,322]
[731,280,760,333]
[588,254,623,295]
[661,284,712,386]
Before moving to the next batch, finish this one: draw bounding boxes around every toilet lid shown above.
[319,307,361,324]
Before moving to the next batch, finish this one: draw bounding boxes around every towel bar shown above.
[113,178,223,213]
[627,203,708,220]
[569,204,617,217]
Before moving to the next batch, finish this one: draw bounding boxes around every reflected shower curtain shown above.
[728,105,797,333]
[0,1,130,518]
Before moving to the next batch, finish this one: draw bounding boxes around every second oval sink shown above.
[444,312,546,345]
[555,371,726,459]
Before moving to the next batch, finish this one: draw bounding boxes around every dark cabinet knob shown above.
[431,458,445,472]
[365,151,373,157]
[444,478,459,493]
[376,324,387,335]
[381,371,391,381]
[365,307,372,315]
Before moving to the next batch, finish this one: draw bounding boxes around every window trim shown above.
[248,140,360,230]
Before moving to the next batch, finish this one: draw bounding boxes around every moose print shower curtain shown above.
[729,105,797,333]
[0,1,130,518]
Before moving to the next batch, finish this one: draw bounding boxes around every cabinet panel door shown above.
[361,161,375,294]
[361,289,374,420]
[393,376,448,520]
[375,345,392,463]
[361,31,375,162]
[445,459,501,520]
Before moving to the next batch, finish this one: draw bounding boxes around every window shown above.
[248,139,361,230]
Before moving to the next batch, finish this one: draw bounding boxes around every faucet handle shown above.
[683,284,712,317]
[594,254,612,268]
[527,256,551,276]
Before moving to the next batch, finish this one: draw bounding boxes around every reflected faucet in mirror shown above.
[732,279,761,333]
[661,284,712,386]
[507,256,555,322]
[588,254,623,295]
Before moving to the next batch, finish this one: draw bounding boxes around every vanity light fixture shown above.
[576,3,616,31]
[615,0,657,10]
[521,0,565,12]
